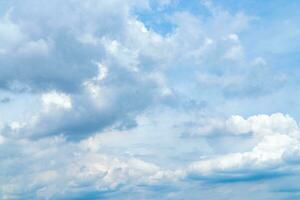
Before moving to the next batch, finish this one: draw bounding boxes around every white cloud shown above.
[226,113,299,137]
[251,57,267,66]
[42,91,72,111]
[188,133,298,175]
[226,33,240,42]
[185,113,300,138]
[187,113,300,178]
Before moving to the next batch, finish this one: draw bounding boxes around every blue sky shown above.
[1,0,300,199]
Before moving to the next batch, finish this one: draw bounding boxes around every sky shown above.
[1,0,300,199]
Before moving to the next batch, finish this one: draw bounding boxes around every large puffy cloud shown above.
[226,113,299,137]
[0,0,150,92]
[3,62,169,139]
[0,0,170,138]
[0,0,287,139]
[182,113,299,137]
[0,0,283,95]
[187,113,300,182]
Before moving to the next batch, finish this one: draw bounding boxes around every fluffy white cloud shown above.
[187,113,300,180]
[226,113,299,137]
[185,113,300,138]
[42,91,72,111]
[0,0,285,139]
[188,133,298,174]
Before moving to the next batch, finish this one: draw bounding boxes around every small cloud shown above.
[251,57,267,66]
[42,91,72,111]
[224,45,243,60]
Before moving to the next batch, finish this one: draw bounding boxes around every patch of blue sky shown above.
[136,0,211,35]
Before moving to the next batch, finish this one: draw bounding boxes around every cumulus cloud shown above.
[188,133,297,174]
[0,0,286,138]
[182,113,300,137]
[226,113,299,137]
[187,113,300,182]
